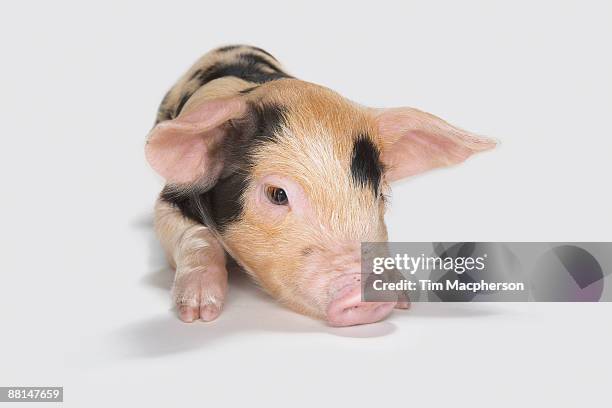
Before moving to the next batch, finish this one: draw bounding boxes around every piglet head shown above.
[145,80,496,326]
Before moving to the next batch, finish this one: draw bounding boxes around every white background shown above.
[1,1,611,406]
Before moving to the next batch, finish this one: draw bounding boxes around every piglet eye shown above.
[265,186,288,205]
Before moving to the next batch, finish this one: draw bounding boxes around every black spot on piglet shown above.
[350,135,383,195]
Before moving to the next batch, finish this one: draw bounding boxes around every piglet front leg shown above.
[173,259,227,322]
[155,199,227,322]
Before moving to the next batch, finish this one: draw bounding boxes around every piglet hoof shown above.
[172,266,227,323]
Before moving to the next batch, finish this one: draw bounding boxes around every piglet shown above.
[145,45,495,326]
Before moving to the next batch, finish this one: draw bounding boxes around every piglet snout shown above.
[326,275,396,327]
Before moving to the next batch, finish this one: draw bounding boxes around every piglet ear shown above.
[145,97,246,185]
[374,107,497,182]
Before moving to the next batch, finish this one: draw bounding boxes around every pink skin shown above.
[145,98,246,184]
[247,175,400,326]
[325,273,397,327]
[174,265,227,323]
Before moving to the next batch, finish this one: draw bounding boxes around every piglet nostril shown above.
[326,280,395,327]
